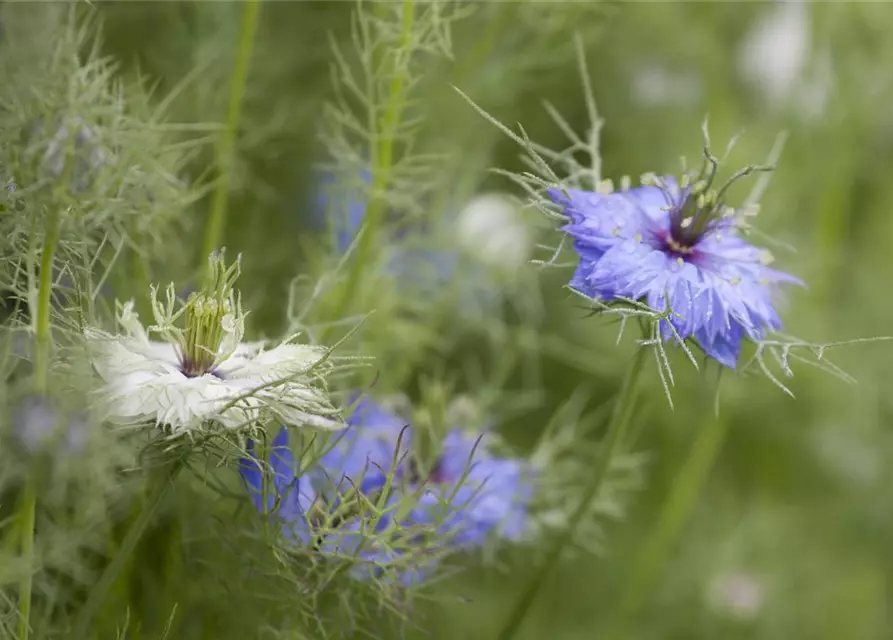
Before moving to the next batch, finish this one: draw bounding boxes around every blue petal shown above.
[317,397,411,495]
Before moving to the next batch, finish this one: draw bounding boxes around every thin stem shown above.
[609,415,731,638]
[321,0,416,344]
[32,210,62,392]
[70,458,184,639]
[200,0,262,269]
[17,206,63,640]
[495,345,648,640]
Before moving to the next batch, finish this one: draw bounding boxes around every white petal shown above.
[224,343,327,381]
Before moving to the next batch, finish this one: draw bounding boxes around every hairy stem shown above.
[609,414,730,638]
[200,0,261,269]
[321,0,416,343]
[495,345,647,640]
[71,458,184,639]
[17,206,63,640]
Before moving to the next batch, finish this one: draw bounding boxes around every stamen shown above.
[179,252,243,377]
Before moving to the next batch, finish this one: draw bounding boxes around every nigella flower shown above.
[320,395,535,549]
[240,425,434,585]
[316,395,412,495]
[86,252,341,434]
[413,427,535,549]
[548,168,804,368]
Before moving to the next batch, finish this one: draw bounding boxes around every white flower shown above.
[456,193,531,270]
[86,253,342,434]
[737,1,832,119]
[707,570,765,621]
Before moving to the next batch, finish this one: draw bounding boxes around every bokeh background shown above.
[4,1,893,639]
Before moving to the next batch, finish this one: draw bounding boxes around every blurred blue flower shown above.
[548,176,804,367]
[240,424,430,584]
[315,168,371,253]
[240,426,315,545]
[414,428,535,548]
[11,394,89,455]
[242,397,535,582]
[316,396,535,550]
[316,395,412,495]
[313,169,508,318]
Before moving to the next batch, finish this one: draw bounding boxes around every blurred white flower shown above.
[456,193,531,271]
[707,570,765,621]
[632,65,701,108]
[86,254,341,434]
[737,1,833,118]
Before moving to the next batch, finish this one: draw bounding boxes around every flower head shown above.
[240,425,432,585]
[87,252,341,433]
[549,168,804,368]
[324,395,535,549]
[240,395,535,584]
[317,395,411,495]
[414,427,535,548]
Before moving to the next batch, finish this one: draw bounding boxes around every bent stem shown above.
[200,0,262,269]
[17,206,63,640]
[609,413,731,638]
[495,344,648,640]
[71,458,185,639]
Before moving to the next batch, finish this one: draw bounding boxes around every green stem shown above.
[495,345,648,640]
[17,207,63,640]
[70,459,184,639]
[609,414,731,638]
[321,0,416,344]
[200,0,261,269]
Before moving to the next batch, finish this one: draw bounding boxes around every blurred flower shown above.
[315,168,372,254]
[86,253,340,433]
[548,173,803,367]
[241,395,535,584]
[456,192,531,271]
[632,64,702,108]
[707,570,765,621]
[10,394,89,454]
[240,425,433,585]
[25,116,107,193]
[414,427,535,548]
[737,1,832,119]
[315,169,523,318]
[323,395,535,549]
[316,395,411,495]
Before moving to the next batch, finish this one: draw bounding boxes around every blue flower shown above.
[548,175,804,368]
[414,428,535,548]
[315,169,371,253]
[316,395,411,495]
[240,423,429,584]
[239,426,316,545]
[317,396,535,550]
